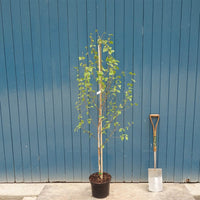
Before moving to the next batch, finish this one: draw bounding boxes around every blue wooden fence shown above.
[0,0,200,182]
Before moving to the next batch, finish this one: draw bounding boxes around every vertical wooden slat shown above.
[29,0,49,182]
[158,0,172,181]
[183,0,200,182]
[77,0,90,182]
[10,0,25,182]
[1,0,23,182]
[0,1,15,182]
[86,0,98,176]
[150,0,162,169]
[28,0,41,182]
[174,0,191,182]
[105,0,115,182]
[140,0,153,181]
[10,0,32,182]
[68,0,82,182]
[97,0,105,35]
[114,0,124,182]
[19,0,40,182]
[166,0,182,182]
[58,0,73,182]
[48,0,65,181]
[124,0,134,182]
[38,0,57,181]
[191,14,200,182]
[0,103,7,182]
[132,0,143,182]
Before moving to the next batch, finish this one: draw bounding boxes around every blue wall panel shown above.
[132,0,143,182]
[174,0,191,182]
[124,0,134,182]
[0,0,200,183]
[158,0,171,181]
[105,0,115,181]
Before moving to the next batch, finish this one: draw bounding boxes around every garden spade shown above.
[148,114,163,192]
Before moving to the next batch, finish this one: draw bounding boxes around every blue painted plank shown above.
[0,102,6,182]
[140,0,153,181]
[124,0,134,182]
[58,0,73,182]
[68,0,82,181]
[115,0,125,182]
[158,0,172,182]
[191,15,200,182]
[183,0,200,182]
[87,0,98,176]
[29,0,49,182]
[96,0,105,36]
[38,0,57,181]
[190,14,200,182]
[77,0,90,182]
[1,0,23,182]
[105,0,115,181]
[0,6,14,182]
[166,0,182,182]
[191,13,200,182]
[132,0,143,182]
[19,0,40,182]
[96,0,107,177]
[48,0,65,181]
[150,0,162,169]
[10,0,32,182]
[174,0,191,182]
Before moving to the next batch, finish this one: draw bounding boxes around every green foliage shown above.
[74,31,137,146]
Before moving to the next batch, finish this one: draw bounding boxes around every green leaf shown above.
[121,71,125,76]
[120,135,124,141]
[119,128,124,132]
[99,115,104,119]
[129,72,136,75]
[119,104,123,109]
[131,79,136,83]
[79,56,85,61]
[103,47,108,53]
[125,135,128,140]
[117,110,122,115]
[87,118,92,124]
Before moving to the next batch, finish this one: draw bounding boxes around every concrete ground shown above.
[0,183,199,200]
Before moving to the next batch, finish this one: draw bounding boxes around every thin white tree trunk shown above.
[98,43,103,179]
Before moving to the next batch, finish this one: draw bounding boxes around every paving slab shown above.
[0,184,45,197]
[37,183,195,200]
[37,183,91,200]
[23,198,37,200]
[185,184,200,196]
[107,183,195,200]
[0,197,23,200]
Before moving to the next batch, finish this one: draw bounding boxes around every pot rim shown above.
[89,172,112,185]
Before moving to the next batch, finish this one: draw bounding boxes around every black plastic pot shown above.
[89,172,111,198]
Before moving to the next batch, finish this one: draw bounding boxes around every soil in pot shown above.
[89,172,111,198]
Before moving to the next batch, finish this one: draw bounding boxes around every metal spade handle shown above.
[149,114,160,168]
